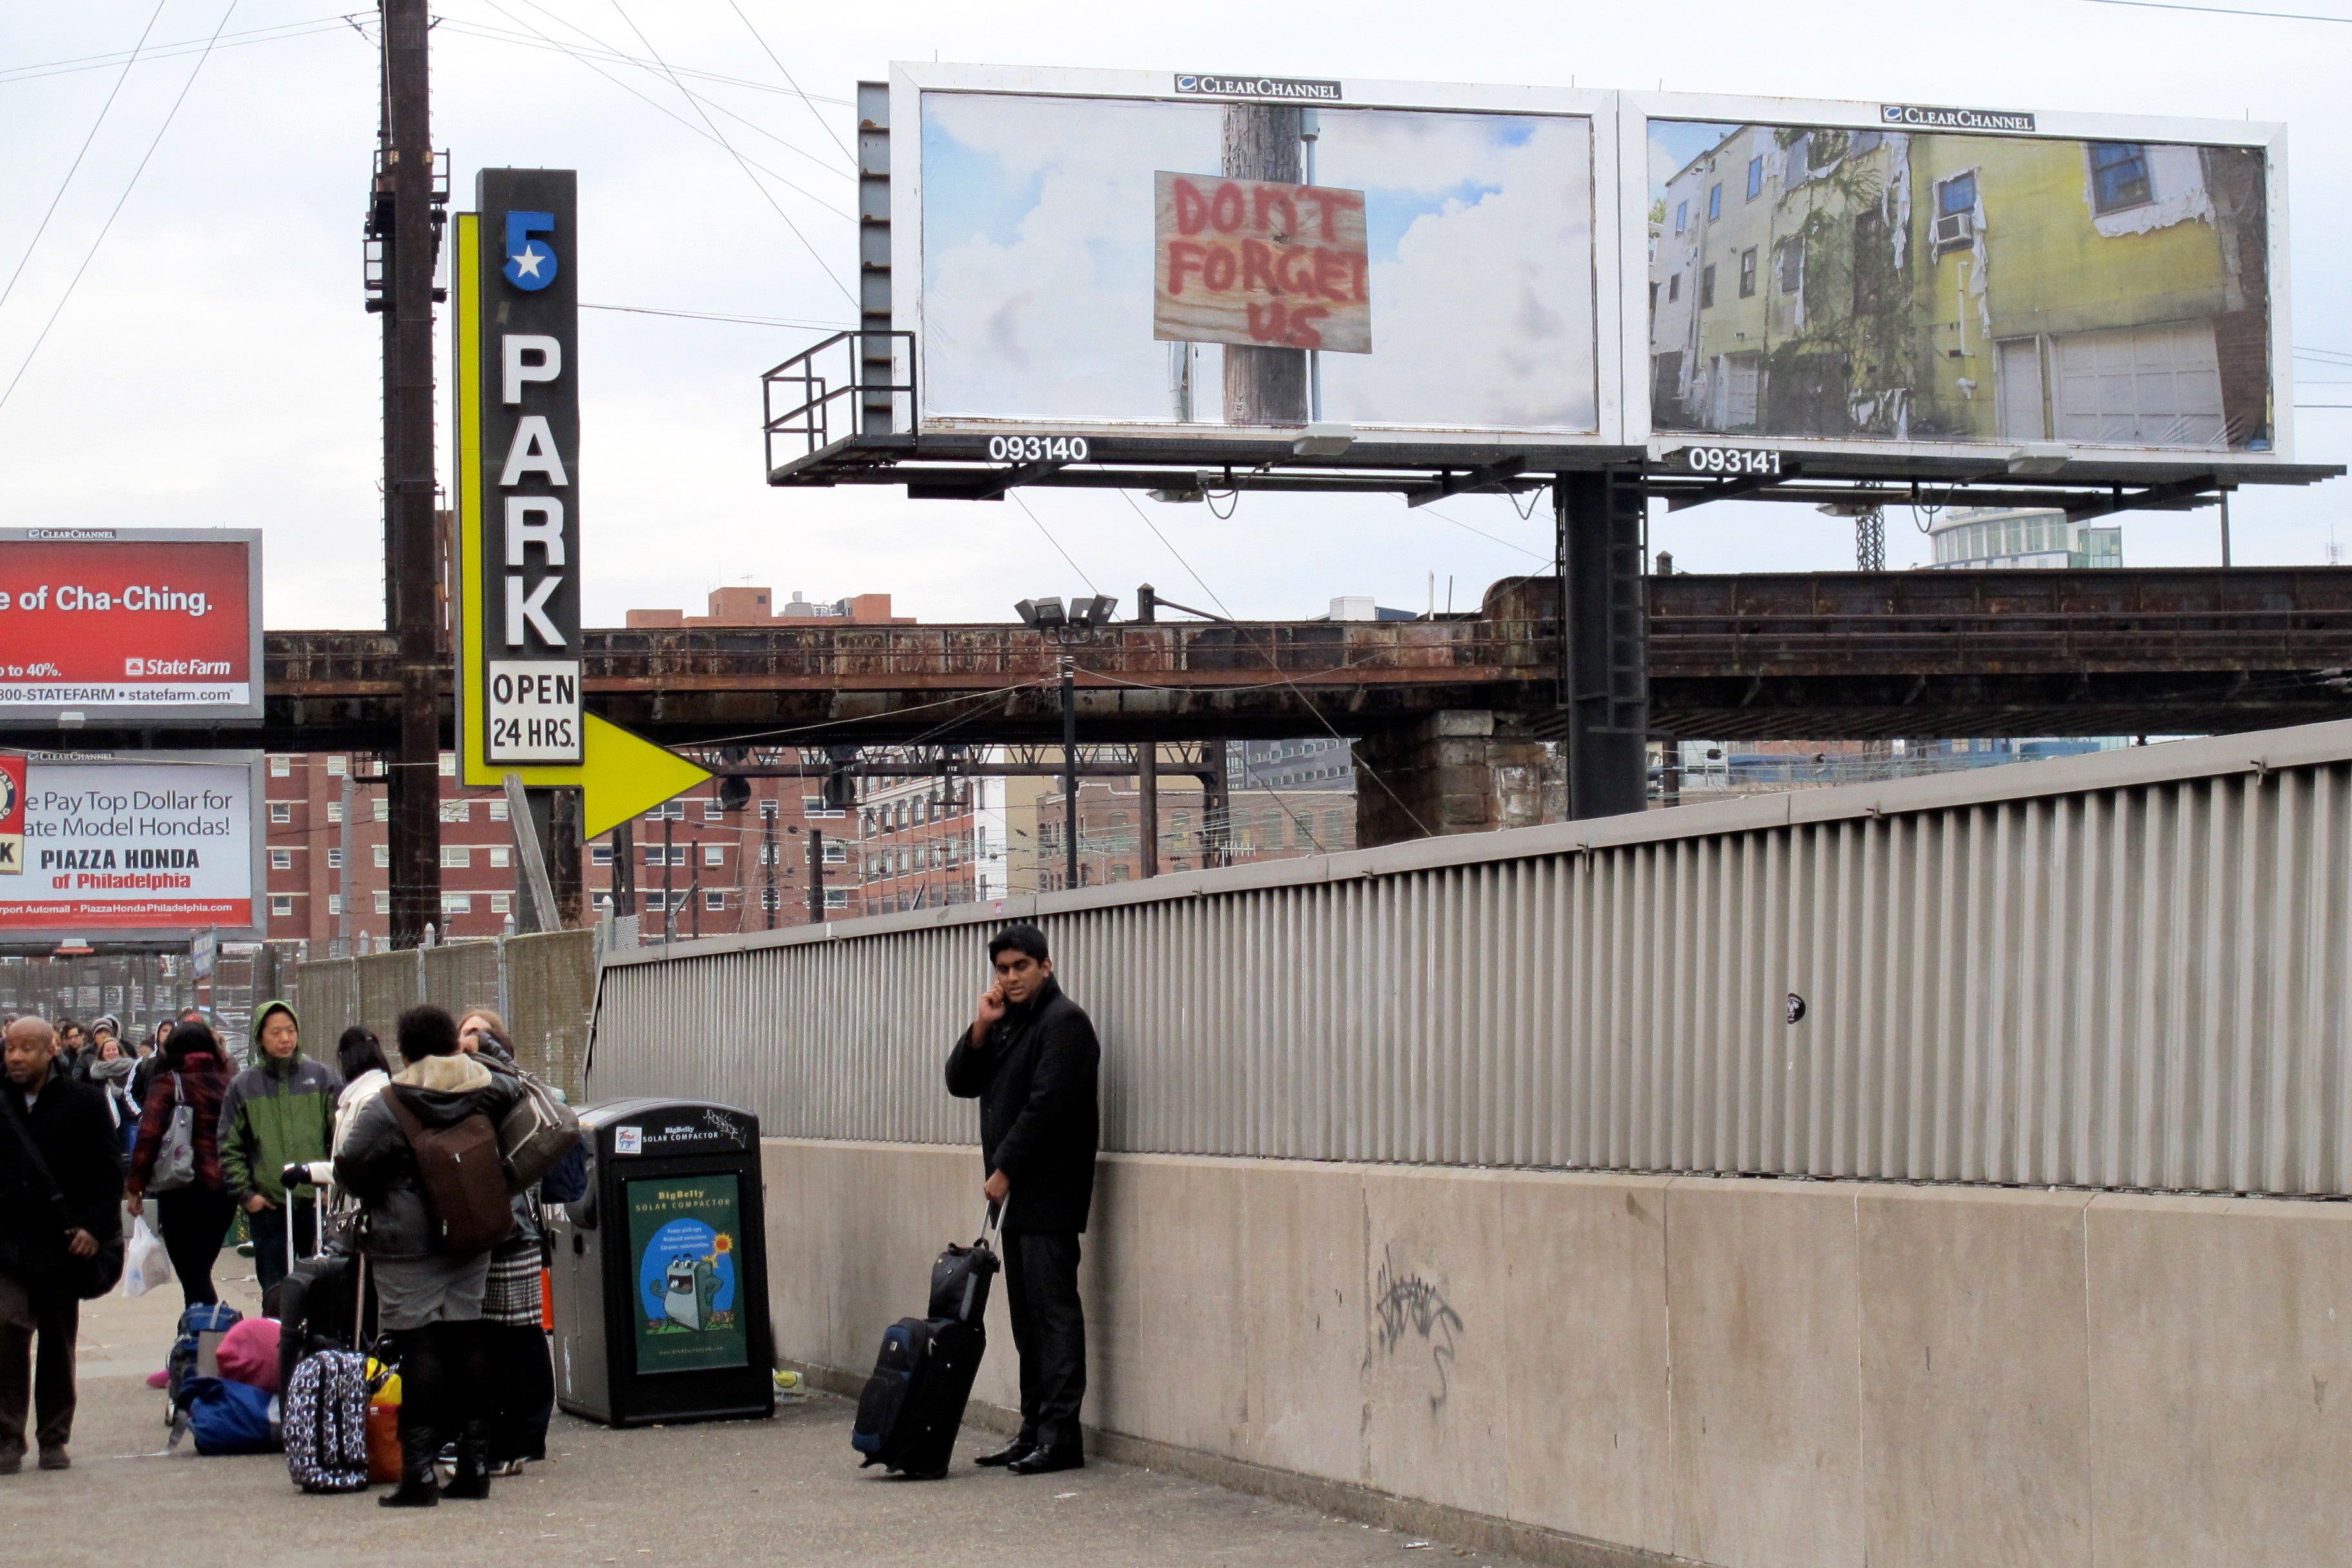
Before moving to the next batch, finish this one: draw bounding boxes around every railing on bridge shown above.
[591,718,2352,1199]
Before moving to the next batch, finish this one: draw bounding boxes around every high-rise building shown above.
[1926,506,2122,569]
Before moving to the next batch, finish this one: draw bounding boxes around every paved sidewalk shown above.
[0,1268,1533,1568]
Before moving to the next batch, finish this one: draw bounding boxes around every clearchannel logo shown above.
[1880,103,2037,133]
[1175,73,1342,102]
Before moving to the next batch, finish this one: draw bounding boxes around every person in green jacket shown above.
[217,1003,340,1291]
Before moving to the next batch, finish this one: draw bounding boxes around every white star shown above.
[511,244,547,279]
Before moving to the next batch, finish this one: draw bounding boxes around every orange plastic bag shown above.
[366,1400,403,1485]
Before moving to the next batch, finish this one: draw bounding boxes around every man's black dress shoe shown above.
[974,1438,1036,1467]
[1007,1446,1085,1476]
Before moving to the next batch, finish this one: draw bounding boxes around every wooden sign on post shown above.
[1153,172,1372,354]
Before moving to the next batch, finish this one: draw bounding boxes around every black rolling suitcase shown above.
[850,1204,1001,1478]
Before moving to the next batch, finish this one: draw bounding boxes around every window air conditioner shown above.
[1932,210,1975,249]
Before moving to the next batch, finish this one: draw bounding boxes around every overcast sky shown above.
[1,1,2346,631]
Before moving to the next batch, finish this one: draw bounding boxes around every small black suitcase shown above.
[850,1205,1001,1478]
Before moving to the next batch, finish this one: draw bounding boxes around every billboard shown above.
[1628,95,2287,458]
[903,64,1616,440]
[0,751,264,942]
[870,70,2293,470]
[0,529,262,727]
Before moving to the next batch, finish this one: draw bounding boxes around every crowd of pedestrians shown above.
[0,999,564,1504]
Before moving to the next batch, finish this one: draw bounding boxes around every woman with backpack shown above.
[124,1022,236,1309]
[335,1005,522,1508]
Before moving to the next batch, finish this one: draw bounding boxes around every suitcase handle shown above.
[979,1195,1006,1247]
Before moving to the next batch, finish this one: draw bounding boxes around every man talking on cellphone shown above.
[945,923,1100,1476]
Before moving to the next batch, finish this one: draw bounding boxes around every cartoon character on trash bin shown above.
[642,1226,735,1335]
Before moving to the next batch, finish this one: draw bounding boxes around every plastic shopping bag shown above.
[124,1217,173,1298]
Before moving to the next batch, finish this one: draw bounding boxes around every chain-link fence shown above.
[0,946,283,1066]
[288,929,596,1100]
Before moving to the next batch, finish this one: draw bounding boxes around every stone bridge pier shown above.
[1353,710,1550,849]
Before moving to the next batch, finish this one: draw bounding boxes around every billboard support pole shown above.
[1557,469,1651,819]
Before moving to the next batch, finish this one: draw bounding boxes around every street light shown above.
[1016,594,1117,643]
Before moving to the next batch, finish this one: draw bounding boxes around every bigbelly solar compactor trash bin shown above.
[550,1098,775,1427]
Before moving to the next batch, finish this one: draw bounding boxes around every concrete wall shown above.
[762,1139,2352,1568]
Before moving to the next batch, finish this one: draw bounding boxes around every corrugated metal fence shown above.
[591,721,2352,1199]
[291,929,597,1099]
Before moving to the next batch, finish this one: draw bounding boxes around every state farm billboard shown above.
[0,528,262,727]
[1,752,264,941]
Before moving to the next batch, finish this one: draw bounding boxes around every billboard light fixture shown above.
[1293,422,1355,458]
[2008,443,2070,476]
[1017,596,1067,629]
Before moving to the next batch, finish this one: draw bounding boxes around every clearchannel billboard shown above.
[0,751,266,943]
[882,68,2292,467]
[1627,93,2287,458]
[898,64,1620,444]
[0,528,264,727]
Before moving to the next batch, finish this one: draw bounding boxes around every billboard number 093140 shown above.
[988,435,1089,464]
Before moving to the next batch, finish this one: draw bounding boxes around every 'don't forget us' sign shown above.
[1153,172,1371,354]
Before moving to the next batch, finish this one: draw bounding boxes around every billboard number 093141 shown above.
[988,435,1089,464]
[1681,447,1783,476]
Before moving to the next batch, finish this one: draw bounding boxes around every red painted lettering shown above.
[1210,182,1246,233]
[1303,187,1365,242]
[1286,305,1329,349]
[1313,247,1354,301]
[1252,188,1297,239]
[1240,240,1280,295]
[1349,253,1369,304]
[1203,246,1238,291]
[1275,246,1318,297]
[1166,240,1209,297]
[1173,179,1211,237]
[1247,302,1288,342]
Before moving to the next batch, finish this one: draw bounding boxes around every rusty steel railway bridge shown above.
[38,566,2352,758]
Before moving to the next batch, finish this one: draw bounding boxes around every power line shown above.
[0,0,170,318]
[2077,0,2352,21]
[1011,492,1102,594]
[0,0,239,419]
[1112,485,1432,841]
[0,12,358,84]
[596,0,857,304]
[436,11,853,181]
[1418,504,1552,564]
[464,5,854,222]
[580,300,852,329]
[724,0,853,163]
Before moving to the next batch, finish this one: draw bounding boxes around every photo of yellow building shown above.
[1648,121,2270,449]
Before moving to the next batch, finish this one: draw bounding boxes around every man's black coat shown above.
[1,1072,122,1279]
[945,974,1100,1233]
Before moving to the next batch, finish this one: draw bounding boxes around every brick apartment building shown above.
[260,752,847,958]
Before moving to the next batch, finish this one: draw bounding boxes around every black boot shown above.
[443,1419,493,1500]
[378,1422,439,1508]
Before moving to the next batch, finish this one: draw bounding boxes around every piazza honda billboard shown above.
[0,527,263,727]
[883,64,2292,465]
[0,750,264,942]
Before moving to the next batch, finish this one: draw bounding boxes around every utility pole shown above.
[807,827,825,925]
[609,821,635,916]
[375,0,444,948]
[1220,104,1308,424]
[1060,654,1079,890]
[762,807,779,930]
[662,813,675,941]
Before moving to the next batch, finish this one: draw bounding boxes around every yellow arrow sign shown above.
[451,208,710,832]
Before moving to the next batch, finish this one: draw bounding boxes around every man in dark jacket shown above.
[945,924,1099,1476]
[0,1015,123,1473]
